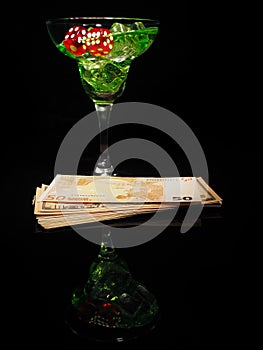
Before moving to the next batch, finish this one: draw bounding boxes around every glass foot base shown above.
[65,244,160,342]
[93,166,133,177]
[93,165,114,176]
[65,303,160,343]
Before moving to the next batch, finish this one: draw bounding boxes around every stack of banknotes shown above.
[33,175,222,230]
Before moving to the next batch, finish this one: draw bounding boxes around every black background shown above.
[3,1,259,349]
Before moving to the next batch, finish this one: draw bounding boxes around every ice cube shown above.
[108,21,153,62]
[131,21,146,31]
[79,60,127,94]
[110,22,131,34]
[108,22,138,61]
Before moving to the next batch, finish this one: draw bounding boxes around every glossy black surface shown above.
[4,2,257,349]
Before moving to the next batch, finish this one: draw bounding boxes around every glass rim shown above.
[46,17,160,24]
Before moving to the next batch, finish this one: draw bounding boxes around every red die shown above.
[63,25,89,56]
[63,26,114,57]
[85,28,114,57]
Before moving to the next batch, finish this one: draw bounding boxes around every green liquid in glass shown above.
[57,24,158,103]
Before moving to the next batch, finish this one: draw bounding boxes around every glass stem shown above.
[99,228,117,260]
[94,103,114,176]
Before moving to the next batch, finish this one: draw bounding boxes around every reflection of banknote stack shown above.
[33,175,222,230]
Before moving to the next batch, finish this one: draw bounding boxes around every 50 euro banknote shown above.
[37,175,202,204]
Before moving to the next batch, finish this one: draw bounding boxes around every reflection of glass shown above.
[66,229,160,342]
[46,17,160,342]
[46,17,159,176]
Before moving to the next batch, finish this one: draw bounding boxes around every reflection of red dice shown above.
[63,25,88,56]
[63,26,114,57]
[85,28,114,57]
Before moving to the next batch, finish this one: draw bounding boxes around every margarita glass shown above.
[46,17,159,176]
